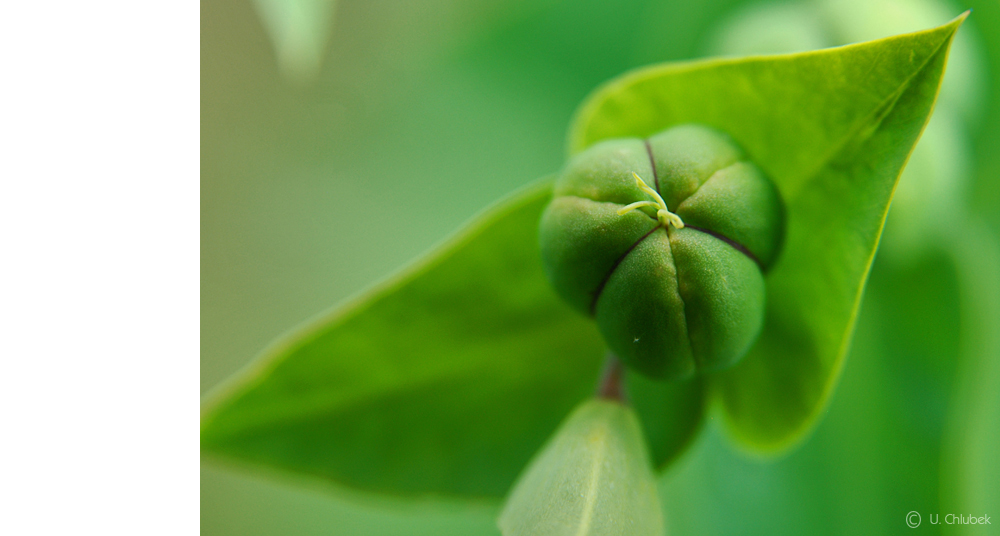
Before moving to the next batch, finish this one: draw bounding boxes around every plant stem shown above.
[597,354,626,402]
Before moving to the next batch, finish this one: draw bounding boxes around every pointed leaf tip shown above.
[498,399,665,536]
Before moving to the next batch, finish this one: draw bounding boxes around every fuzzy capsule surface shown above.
[540,124,784,380]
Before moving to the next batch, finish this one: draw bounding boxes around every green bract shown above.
[540,124,783,380]
[498,399,665,536]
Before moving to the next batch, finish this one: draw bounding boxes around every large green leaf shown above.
[201,180,600,499]
[569,15,965,450]
[202,176,705,498]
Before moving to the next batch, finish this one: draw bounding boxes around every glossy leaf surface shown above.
[570,15,964,450]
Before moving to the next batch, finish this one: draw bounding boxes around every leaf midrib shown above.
[785,34,952,202]
[574,426,608,536]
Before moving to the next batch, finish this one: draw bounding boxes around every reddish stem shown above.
[597,354,627,403]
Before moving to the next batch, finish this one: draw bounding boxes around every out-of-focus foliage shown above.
[253,0,337,82]
[202,0,1000,534]
[941,220,1000,535]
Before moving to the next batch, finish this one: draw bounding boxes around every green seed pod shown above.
[540,124,784,380]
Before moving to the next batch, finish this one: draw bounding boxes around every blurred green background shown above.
[202,0,1000,534]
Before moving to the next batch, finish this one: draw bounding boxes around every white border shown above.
[0,2,199,534]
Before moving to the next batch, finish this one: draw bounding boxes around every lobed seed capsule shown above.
[540,124,784,380]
